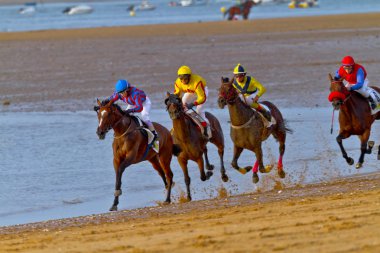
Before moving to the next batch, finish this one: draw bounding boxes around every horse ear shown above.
[166,91,170,98]
[328,73,333,82]
[97,98,101,106]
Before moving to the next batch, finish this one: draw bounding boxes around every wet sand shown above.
[1,13,380,252]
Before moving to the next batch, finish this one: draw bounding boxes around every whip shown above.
[330,108,335,134]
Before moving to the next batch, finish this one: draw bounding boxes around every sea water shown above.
[0,107,379,226]
[0,0,380,32]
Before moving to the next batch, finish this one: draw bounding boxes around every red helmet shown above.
[342,56,355,66]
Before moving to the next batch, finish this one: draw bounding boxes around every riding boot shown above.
[367,96,377,110]
[257,105,271,122]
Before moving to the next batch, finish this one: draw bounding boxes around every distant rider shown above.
[232,63,271,121]
[334,55,380,110]
[109,79,158,146]
[173,65,210,138]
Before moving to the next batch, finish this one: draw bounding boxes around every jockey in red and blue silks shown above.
[109,79,158,142]
[334,56,379,110]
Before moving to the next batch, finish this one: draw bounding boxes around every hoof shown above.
[278,170,286,178]
[368,141,375,148]
[346,157,354,165]
[206,171,213,179]
[355,163,362,169]
[222,174,229,182]
[252,173,259,184]
[114,189,122,197]
[259,165,272,173]
[207,164,215,170]
[163,200,171,205]
[236,167,247,174]
[109,205,118,211]
[200,174,207,181]
[244,166,253,173]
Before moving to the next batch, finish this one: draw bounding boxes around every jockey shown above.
[109,79,158,146]
[173,65,209,138]
[334,56,379,110]
[232,63,271,121]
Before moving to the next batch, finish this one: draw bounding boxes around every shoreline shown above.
[2,12,380,41]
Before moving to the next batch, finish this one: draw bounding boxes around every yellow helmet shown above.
[233,63,246,75]
[177,65,192,76]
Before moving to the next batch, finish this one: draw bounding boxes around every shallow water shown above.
[1,0,380,32]
[0,107,379,226]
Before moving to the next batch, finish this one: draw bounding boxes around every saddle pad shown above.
[258,103,277,128]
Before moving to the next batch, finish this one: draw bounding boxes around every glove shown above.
[124,109,134,115]
[185,103,195,109]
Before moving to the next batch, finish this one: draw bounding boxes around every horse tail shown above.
[281,119,293,134]
[172,144,182,157]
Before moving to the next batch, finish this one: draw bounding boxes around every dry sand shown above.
[0,13,380,252]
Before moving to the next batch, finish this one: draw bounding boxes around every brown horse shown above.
[218,77,292,183]
[224,0,256,21]
[165,92,228,201]
[94,99,181,211]
[328,74,380,168]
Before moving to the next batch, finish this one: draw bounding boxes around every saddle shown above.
[130,115,159,153]
[185,109,212,139]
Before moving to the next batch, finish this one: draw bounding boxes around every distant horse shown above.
[165,92,228,201]
[328,74,380,168]
[223,0,256,21]
[218,77,292,183]
[94,99,181,211]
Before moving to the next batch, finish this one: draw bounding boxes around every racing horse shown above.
[95,99,181,211]
[218,77,292,183]
[328,73,380,168]
[165,92,228,201]
[223,0,256,21]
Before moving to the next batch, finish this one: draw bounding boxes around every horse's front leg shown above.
[336,132,354,165]
[217,144,228,182]
[178,157,192,201]
[110,159,130,211]
[197,156,211,180]
[231,145,249,174]
[357,130,371,169]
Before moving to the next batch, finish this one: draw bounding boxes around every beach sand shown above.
[0,13,380,252]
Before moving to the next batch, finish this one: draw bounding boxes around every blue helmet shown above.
[115,79,130,93]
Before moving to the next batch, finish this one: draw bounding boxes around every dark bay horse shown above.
[165,92,228,201]
[328,74,380,168]
[218,77,292,183]
[224,0,256,21]
[95,99,181,211]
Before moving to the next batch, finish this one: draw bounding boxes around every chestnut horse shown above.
[328,74,380,168]
[165,92,228,201]
[95,99,181,211]
[218,77,292,183]
[224,0,256,21]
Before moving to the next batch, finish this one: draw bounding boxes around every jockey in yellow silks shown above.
[232,63,271,121]
[174,65,210,137]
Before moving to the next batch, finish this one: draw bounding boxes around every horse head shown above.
[218,77,238,108]
[94,98,124,140]
[165,92,184,120]
[328,73,349,110]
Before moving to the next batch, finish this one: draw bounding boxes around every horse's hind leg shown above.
[336,133,354,165]
[378,145,380,160]
[216,143,228,182]
[357,131,371,169]
[204,146,214,171]
[276,131,286,178]
[150,156,172,203]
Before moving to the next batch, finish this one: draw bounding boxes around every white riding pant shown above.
[181,87,209,124]
[345,78,371,98]
[126,96,154,129]
[237,89,260,107]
